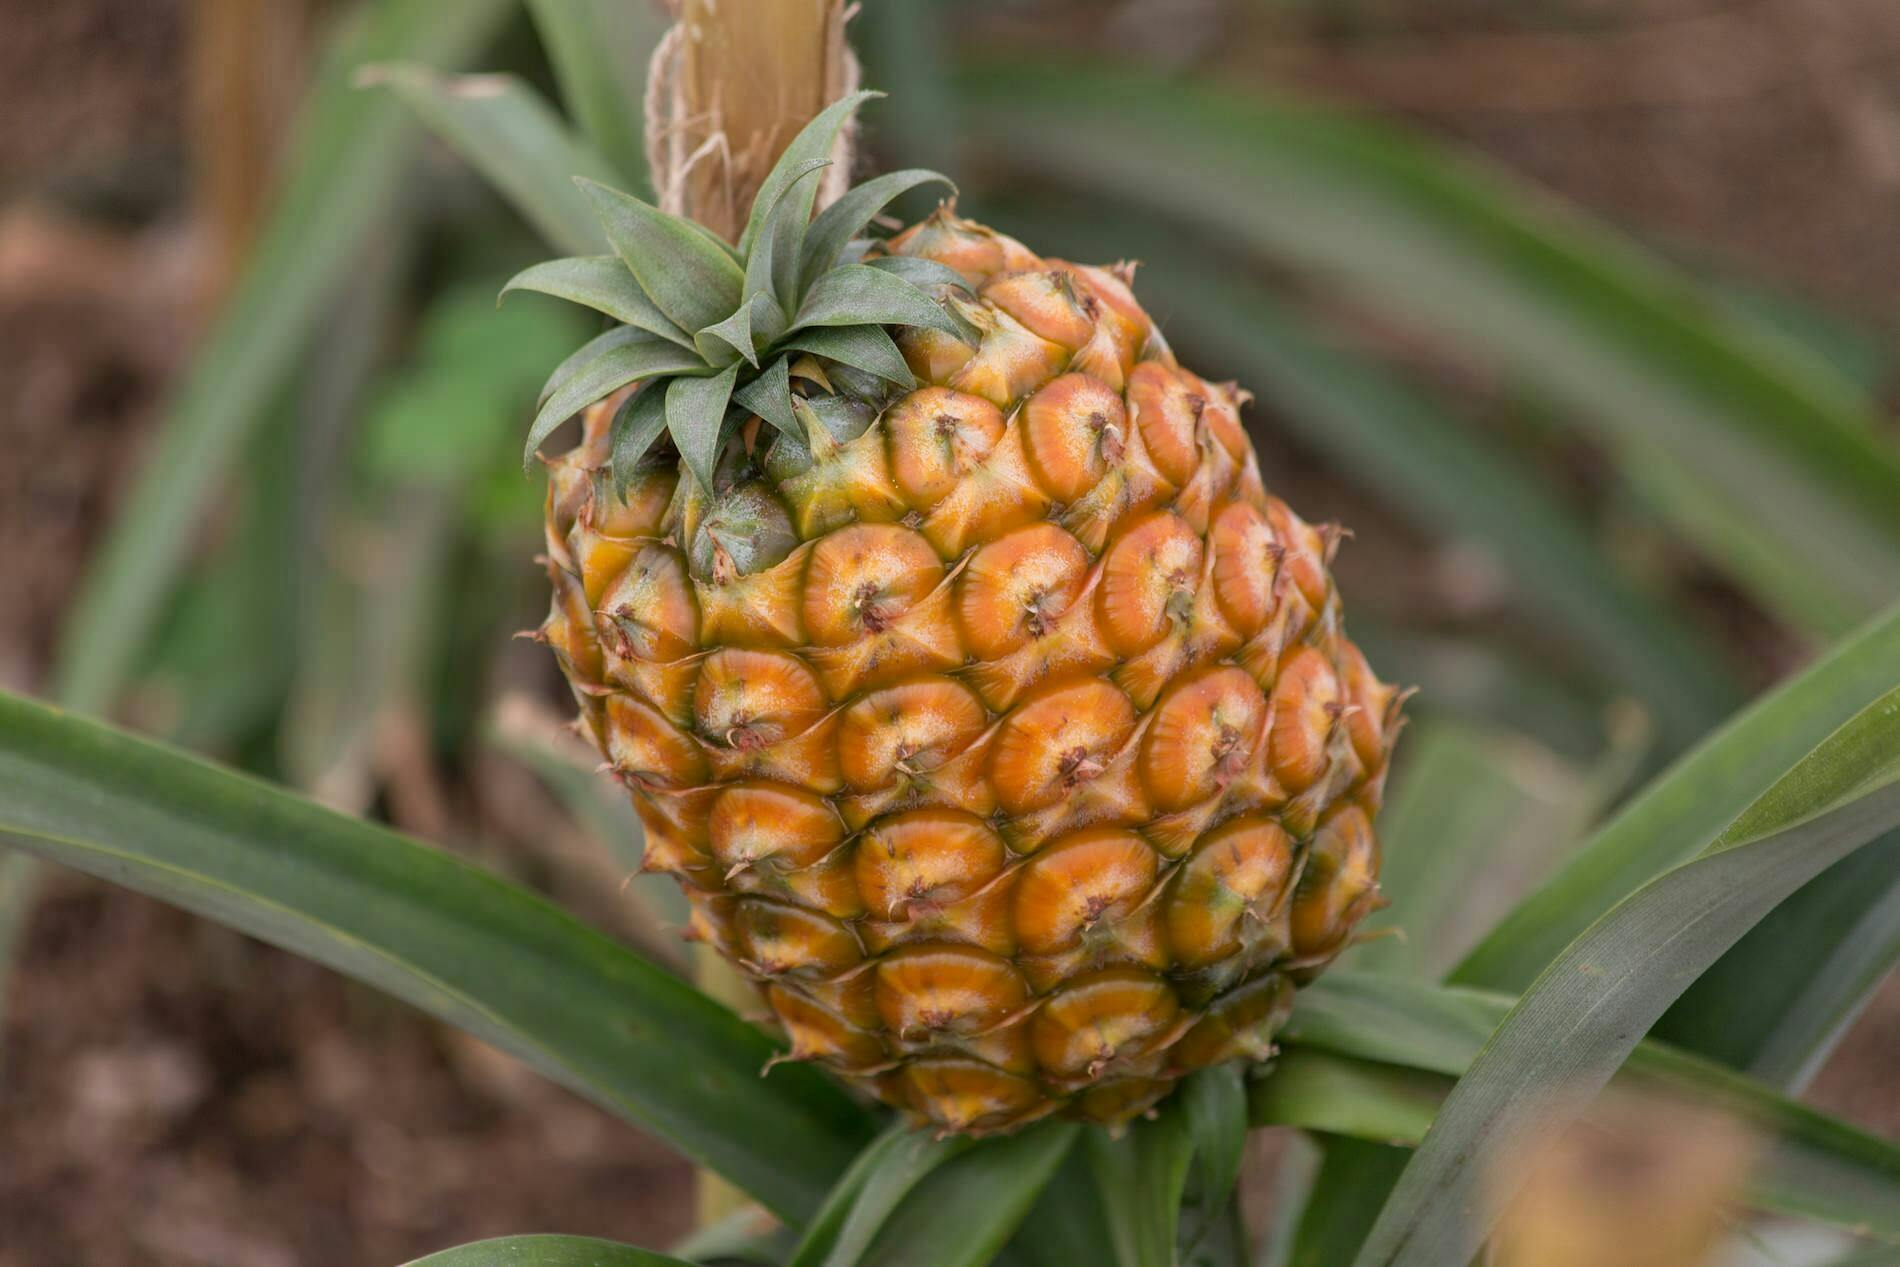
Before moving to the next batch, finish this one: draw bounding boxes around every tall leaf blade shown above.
[738,90,878,259]
[1285,1139,1412,1267]
[859,1123,1080,1267]
[787,1123,976,1267]
[369,65,617,256]
[578,179,745,332]
[667,364,742,491]
[1656,829,1900,1089]
[787,325,916,388]
[801,169,956,294]
[503,256,691,348]
[1086,1110,1196,1267]
[52,0,513,720]
[794,264,960,336]
[524,336,706,465]
[1457,604,1900,991]
[1351,688,1900,1266]
[407,1236,694,1267]
[1180,1065,1249,1255]
[523,0,666,185]
[0,691,873,1220]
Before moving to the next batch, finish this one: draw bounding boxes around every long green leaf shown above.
[957,62,1900,629]
[1355,721,1612,978]
[407,1236,693,1267]
[1458,603,1900,990]
[860,1123,1080,1267]
[578,179,745,332]
[503,257,691,348]
[523,0,665,185]
[1087,1110,1196,1267]
[666,363,742,492]
[790,1123,976,1267]
[1619,433,1871,639]
[412,1238,695,1267]
[1284,1139,1410,1267]
[369,65,617,256]
[800,169,955,295]
[1249,1051,1452,1145]
[0,691,873,1220]
[524,336,706,466]
[539,324,646,409]
[51,0,512,720]
[786,325,915,388]
[993,202,1740,752]
[793,265,959,337]
[1352,687,1900,1266]
[739,92,877,264]
[1657,828,1900,1089]
[1278,980,1900,1242]
[1001,1147,1121,1267]
[1182,1065,1250,1249]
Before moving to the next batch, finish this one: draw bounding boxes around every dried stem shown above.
[649,0,857,240]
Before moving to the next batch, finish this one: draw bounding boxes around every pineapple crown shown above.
[505,91,965,494]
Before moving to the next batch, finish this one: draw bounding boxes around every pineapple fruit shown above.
[521,94,1402,1135]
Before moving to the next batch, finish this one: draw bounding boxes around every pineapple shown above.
[521,93,1402,1135]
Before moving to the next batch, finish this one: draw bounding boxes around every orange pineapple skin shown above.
[539,210,1403,1136]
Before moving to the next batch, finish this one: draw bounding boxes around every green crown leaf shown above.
[503,93,959,489]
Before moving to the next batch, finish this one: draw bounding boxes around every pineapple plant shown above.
[521,92,1403,1135]
[11,5,1900,1263]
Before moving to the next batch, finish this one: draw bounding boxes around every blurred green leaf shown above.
[957,63,1900,633]
[1249,1051,1452,1144]
[790,1123,976,1267]
[282,282,581,807]
[1355,717,1643,978]
[366,282,585,485]
[1353,686,1900,1266]
[1348,622,1613,762]
[998,1147,1120,1267]
[1618,436,1870,638]
[859,1123,1079,1267]
[51,0,513,719]
[1458,604,1900,991]
[668,1208,797,1267]
[2,0,515,1068]
[1181,1065,1249,1251]
[1282,1138,1412,1267]
[0,690,873,1221]
[406,1236,693,1267]
[1657,827,1900,1090]
[1087,1109,1196,1267]
[368,65,618,256]
[1000,203,1742,752]
[1280,978,1900,1241]
[523,0,666,187]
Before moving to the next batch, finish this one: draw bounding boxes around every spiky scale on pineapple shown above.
[521,96,1402,1136]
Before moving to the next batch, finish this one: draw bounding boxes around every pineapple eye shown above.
[955,523,1089,661]
[689,481,797,582]
[1021,373,1129,504]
